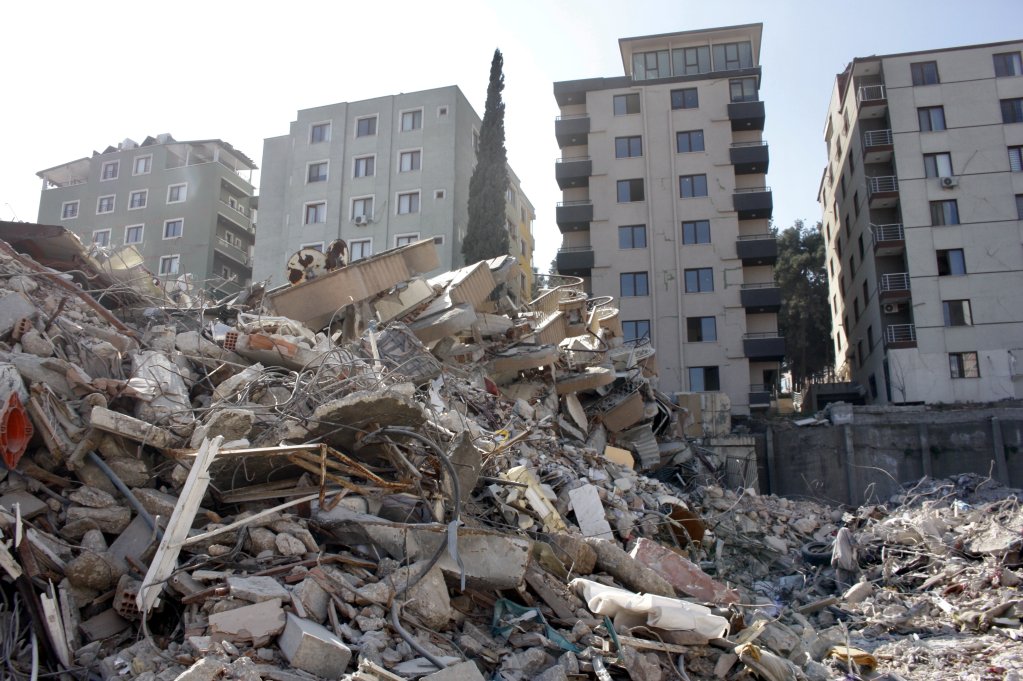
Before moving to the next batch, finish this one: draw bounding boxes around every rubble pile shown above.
[0,232,1020,681]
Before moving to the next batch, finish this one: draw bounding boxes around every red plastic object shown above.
[0,393,33,469]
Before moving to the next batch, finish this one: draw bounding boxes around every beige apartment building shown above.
[820,40,1023,405]
[554,23,781,415]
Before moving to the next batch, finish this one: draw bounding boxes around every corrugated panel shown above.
[618,423,660,470]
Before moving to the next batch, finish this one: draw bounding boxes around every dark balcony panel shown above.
[733,187,773,220]
[749,390,772,409]
[736,235,778,265]
[871,223,905,257]
[856,84,887,119]
[555,157,592,189]
[555,115,590,147]
[743,335,786,361]
[728,100,765,131]
[878,272,911,303]
[730,142,770,175]
[867,175,899,209]
[554,78,607,107]
[556,247,594,276]
[740,284,782,312]
[556,201,593,233]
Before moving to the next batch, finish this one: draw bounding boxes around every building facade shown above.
[254,86,534,285]
[37,135,257,297]
[819,41,1023,404]
[554,24,781,415]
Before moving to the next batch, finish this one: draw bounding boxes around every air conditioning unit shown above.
[940,176,958,188]
[882,302,900,314]
[354,215,368,226]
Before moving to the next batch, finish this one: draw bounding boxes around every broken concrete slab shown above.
[209,598,286,648]
[629,537,739,605]
[584,538,676,598]
[288,389,426,452]
[278,613,352,680]
[488,345,560,374]
[555,365,615,395]
[0,489,48,518]
[66,505,131,534]
[421,661,486,681]
[0,291,37,337]
[568,484,614,541]
[227,576,291,604]
[90,406,180,449]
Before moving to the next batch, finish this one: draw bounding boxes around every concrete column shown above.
[918,423,932,479]
[842,424,857,506]
[765,427,777,496]
[992,417,1010,485]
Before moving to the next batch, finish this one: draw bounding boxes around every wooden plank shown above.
[40,585,71,668]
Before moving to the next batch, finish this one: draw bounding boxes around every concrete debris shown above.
[0,234,1018,680]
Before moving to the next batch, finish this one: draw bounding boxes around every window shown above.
[671,88,699,110]
[352,197,373,220]
[400,109,423,131]
[679,174,708,198]
[853,296,860,322]
[682,220,710,244]
[949,351,980,379]
[930,200,959,225]
[618,224,646,249]
[672,46,710,75]
[432,235,445,246]
[862,280,868,303]
[397,192,420,215]
[713,41,753,71]
[622,320,651,343]
[1000,98,1023,124]
[1017,194,1023,219]
[918,106,946,131]
[438,106,448,116]
[163,219,183,239]
[61,200,78,219]
[867,326,874,351]
[167,183,187,203]
[632,50,670,80]
[101,160,119,181]
[854,192,860,218]
[857,341,863,369]
[613,94,640,116]
[395,233,419,247]
[158,255,180,275]
[300,242,325,253]
[911,61,940,85]
[729,77,758,103]
[620,272,649,297]
[356,116,377,137]
[399,150,421,172]
[936,248,967,276]
[354,156,375,178]
[128,189,147,210]
[1009,147,1023,172]
[97,195,115,214]
[132,155,152,176]
[435,189,446,200]
[676,130,705,153]
[684,268,713,292]
[304,202,326,225]
[686,316,717,342]
[92,229,111,247]
[615,136,643,158]
[617,179,644,203]
[310,122,331,143]
[943,300,973,327]
[994,52,1023,77]
[350,239,372,261]
[923,152,953,178]
[308,161,328,183]
[472,129,480,155]
[688,366,720,392]
[125,224,143,245]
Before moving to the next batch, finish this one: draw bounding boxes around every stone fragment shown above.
[189,409,254,449]
[534,665,569,681]
[208,598,286,647]
[66,551,123,591]
[292,577,329,623]
[68,486,117,508]
[357,560,451,630]
[0,490,48,518]
[0,291,37,337]
[763,535,788,554]
[630,538,739,605]
[173,656,229,681]
[278,613,352,680]
[275,533,306,556]
[422,661,486,681]
[227,576,291,603]
[247,527,277,554]
[105,457,151,488]
[66,505,131,534]
[501,648,554,678]
[131,488,183,520]
[21,329,55,357]
[622,646,662,681]
[843,581,874,605]
[569,484,614,541]
[584,538,675,598]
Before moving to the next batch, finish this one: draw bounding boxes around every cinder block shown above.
[278,613,352,680]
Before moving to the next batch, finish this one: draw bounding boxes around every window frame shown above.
[942,299,973,327]
[132,155,152,176]
[303,201,326,225]
[994,52,1023,77]
[167,183,188,204]
[923,152,953,178]
[163,218,184,240]
[918,106,946,132]
[91,228,111,247]
[911,61,940,86]
[351,196,374,221]
[616,178,645,203]
[355,115,378,137]
[399,108,423,132]
[307,160,329,183]
[1000,98,1023,124]
[949,351,980,379]
[300,242,325,253]
[676,129,705,153]
[60,200,79,220]
[128,189,148,210]
[158,255,180,276]
[613,93,640,116]
[614,136,643,158]
[930,199,960,226]
[310,121,331,144]
[619,271,650,297]
[670,87,699,110]
[622,320,651,343]
[394,232,420,248]
[397,191,421,215]
[682,220,711,244]
[349,238,373,261]
[936,248,967,276]
[1009,146,1023,172]
[684,267,714,293]
[124,224,144,245]
[399,149,422,172]
[353,155,375,178]
[688,366,720,392]
[100,160,119,181]
[686,316,717,342]
[729,77,758,103]
[618,224,647,249]
[96,194,116,214]
[672,46,710,75]
[679,174,709,198]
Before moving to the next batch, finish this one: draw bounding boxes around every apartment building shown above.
[554,24,781,415]
[254,86,533,285]
[819,40,1023,405]
[37,135,257,296]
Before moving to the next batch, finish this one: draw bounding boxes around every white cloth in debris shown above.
[570,578,729,639]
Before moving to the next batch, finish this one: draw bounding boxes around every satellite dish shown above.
[286,248,328,285]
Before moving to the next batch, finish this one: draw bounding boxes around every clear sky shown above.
[3,0,1022,275]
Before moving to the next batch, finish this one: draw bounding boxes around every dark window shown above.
[949,351,980,379]
[943,300,973,327]
[356,117,377,137]
[686,316,717,342]
[617,179,645,202]
[688,366,720,392]
[620,272,649,297]
[853,296,860,322]
[713,41,753,71]
[923,152,953,178]
[679,174,708,198]
[308,161,328,183]
[854,191,860,218]
[623,320,651,343]
[613,94,641,116]
[618,224,647,249]
[676,130,705,153]
[862,280,868,303]
[310,123,331,143]
[994,52,1023,77]
[849,254,856,278]
[671,88,699,110]
[684,268,713,292]
[857,341,864,368]
[911,61,940,85]
[354,156,375,177]
[615,136,643,158]
[1001,98,1023,123]
[937,248,967,276]
[1016,194,1023,219]
[869,374,878,399]
[1010,146,1023,172]
[930,200,960,225]
[632,50,670,80]
[682,220,710,244]
[729,77,758,102]
[918,106,946,131]
[672,46,710,75]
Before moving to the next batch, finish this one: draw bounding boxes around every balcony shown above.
[862,129,894,163]
[743,333,786,361]
[885,323,917,349]
[556,246,594,276]
[555,114,590,148]
[748,384,773,410]
[867,175,899,208]
[857,84,887,119]
[878,272,911,302]
[214,238,252,268]
[733,186,773,220]
[556,200,593,233]
[871,223,905,256]
[555,156,592,189]
[730,141,770,175]
[736,233,778,265]
[740,283,782,312]
[728,99,765,131]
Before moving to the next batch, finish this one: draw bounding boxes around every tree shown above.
[775,220,834,392]
[463,49,510,265]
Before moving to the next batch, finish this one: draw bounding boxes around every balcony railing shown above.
[557,200,592,207]
[868,175,898,194]
[737,232,774,241]
[863,129,893,147]
[744,331,783,339]
[556,155,591,163]
[730,140,767,148]
[735,185,771,194]
[871,223,904,243]
[215,238,251,267]
[555,113,589,121]
[885,324,917,344]
[557,245,593,253]
[879,272,911,293]
[857,84,886,103]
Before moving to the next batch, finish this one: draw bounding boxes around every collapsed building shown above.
[0,222,1020,681]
